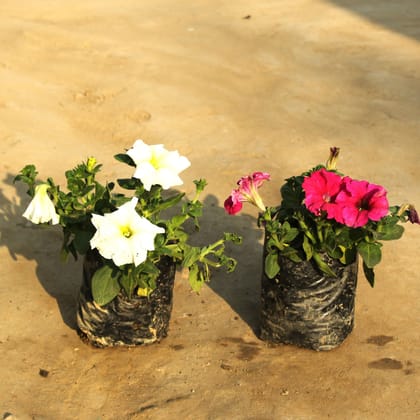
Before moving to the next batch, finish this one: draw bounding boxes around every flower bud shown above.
[408,205,420,224]
[326,147,340,170]
[86,156,97,172]
[396,204,419,224]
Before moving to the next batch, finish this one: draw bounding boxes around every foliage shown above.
[16,143,241,305]
[225,148,418,287]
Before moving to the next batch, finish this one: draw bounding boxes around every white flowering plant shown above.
[15,140,240,306]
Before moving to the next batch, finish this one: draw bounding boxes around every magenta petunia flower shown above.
[224,172,270,215]
[224,190,244,215]
[336,178,389,228]
[302,168,343,220]
[249,171,271,188]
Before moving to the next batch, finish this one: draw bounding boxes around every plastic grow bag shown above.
[77,250,176,348]
[260,252,358,351]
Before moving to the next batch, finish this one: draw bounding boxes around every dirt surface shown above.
[1,1,419,419]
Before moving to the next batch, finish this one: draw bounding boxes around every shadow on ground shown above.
[194,195,264,336]
[329,0,420,41]
[0,177,264,334]
[0,173,81,329]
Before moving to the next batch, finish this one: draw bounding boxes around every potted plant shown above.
[224,148,419,351]
[16,139,240,347]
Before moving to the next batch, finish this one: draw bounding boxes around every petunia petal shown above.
[127,140,190,190]
[22,184,60,225]
[90,197,165,267]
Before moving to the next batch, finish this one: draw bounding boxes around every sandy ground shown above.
[1,1,420,419]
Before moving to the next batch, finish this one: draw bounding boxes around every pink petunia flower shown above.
[248,171,271,188]
[302,168,343,220]
[336,178,389,228]
[224,190,245,215]
[224,172,270,215]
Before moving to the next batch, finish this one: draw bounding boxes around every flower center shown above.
[120,225,133,238]
[358,189,378,211]
[150,152,163,169]
[322,193,331,203]
[358,201,367,211]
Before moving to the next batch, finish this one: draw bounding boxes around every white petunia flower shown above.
[90,197,165,267]
[22,184,60,225]
[126,139,191,191]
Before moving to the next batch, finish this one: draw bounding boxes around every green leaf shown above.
[114,153,136,167]
[327,247,342,260]
[220,256,237,273]
[73,230,93,254]
[280,176,304,210]
[262,214,281,233]
[281,247,303,263]
[91,265,121,306]
[313,252,336,277]
[117,178,138,190]
[264,253,280,279]
[133,269,157,295]
[362,261,375,287]
[154,233,166,249]
[302,235,313,261]
[376,224,404,241]
[339,246,356,265]
[281,222,299,242]
[139,260,160,276]
[14,164,39,196]
[188,264,205,292]
[266,236,282,252]
[357,241,382,268]
[119,271,137,299]
[186,201,203,218]
[171,214,187,227]
[324,227,342,259]
[182,246,201,268]
[67,242,78,261]
[158,193,185,211]
[223,232,242,245]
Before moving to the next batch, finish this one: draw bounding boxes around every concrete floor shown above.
[1,1,419,418]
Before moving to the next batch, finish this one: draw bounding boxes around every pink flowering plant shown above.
[225,148,419,286]
[15,139,240,305]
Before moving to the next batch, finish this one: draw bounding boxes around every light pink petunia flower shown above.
[224,172,270,215]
